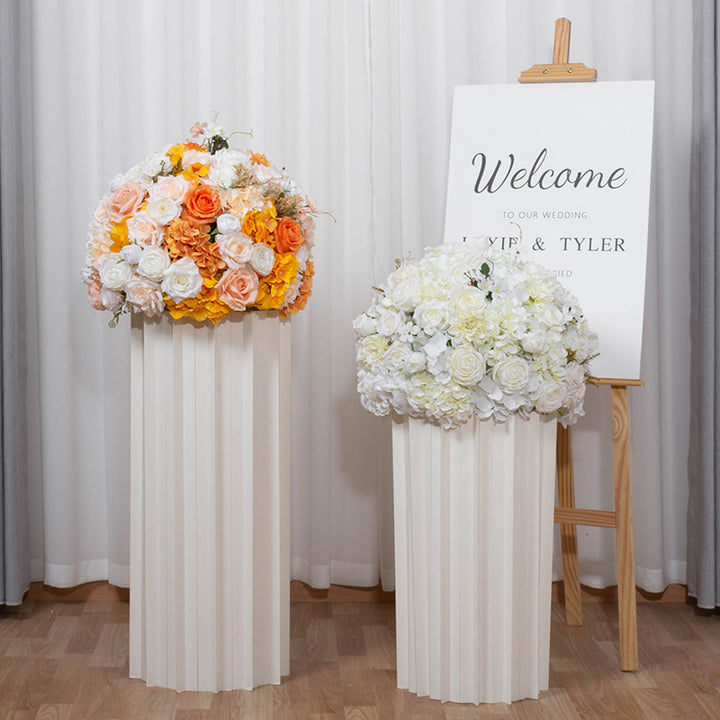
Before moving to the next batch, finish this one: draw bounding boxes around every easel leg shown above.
[557,424,583,626]
[611,386,638,671]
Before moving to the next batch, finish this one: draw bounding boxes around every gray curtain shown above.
[688,0,720,608]
[0,0,31,605]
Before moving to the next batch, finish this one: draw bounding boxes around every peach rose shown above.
[127,212,163,247]
[88,277,105,310]
[183,184,221,224]
[106,182,146,223]
[274,217,304,254]
[215,267,259,310]
[148,175,191,203]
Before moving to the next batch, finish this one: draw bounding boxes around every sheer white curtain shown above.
[25,0,690,593]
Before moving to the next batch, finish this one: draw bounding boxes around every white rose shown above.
[387,263,420,289]
[146,197,182,226]
[522,328,549,355]
[384,344,410,371]
[181,149,212,169]
[140,152,170,179]
[453,286,486,312]
[120,243,143,265]
[353,313,377,337]
[448,346,486,386]
[148,175,191,203]
[101,287,124,313]
[249,243,276,276]
[217,232,253,269]
[99,254,132,291]
[378,310,404,337]
[404,351,427,374]
[216,212,242,235]
[535,381,566,413]
[125,277,165,317]
[137,247,171,282]
[492,357,530,393]
[413,300,448,334]
[391,278,421,312]
[161,257,203,303]
[207,150,247,188]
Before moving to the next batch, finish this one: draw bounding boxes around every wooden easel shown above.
[520,19,641,673]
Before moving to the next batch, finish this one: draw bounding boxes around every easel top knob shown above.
[519,18,597,84]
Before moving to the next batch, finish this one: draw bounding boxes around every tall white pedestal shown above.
[129,312,290,692]
[392,414,557,705]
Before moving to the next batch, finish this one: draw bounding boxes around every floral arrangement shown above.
[354,239,598,429]
[82,121,317,325]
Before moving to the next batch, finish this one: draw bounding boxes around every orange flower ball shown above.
[184,184,222,224]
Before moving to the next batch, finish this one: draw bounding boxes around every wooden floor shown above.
[1,600,719,719]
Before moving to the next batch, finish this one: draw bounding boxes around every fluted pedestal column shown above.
[129,312,290,692]
[392,414,557,704]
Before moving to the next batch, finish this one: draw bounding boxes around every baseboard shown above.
[551,581,688,604]
[23,580,688,604]
[25,581,129,602]
[289,581,395,603]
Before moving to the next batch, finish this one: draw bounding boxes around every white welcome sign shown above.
[444,81,654,379]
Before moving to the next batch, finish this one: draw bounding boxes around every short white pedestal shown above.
[392,414,557,705]
[129,313,291,692]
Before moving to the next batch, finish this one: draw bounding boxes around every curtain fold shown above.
[22,0,691,595]
[687,0,718,609]
[0,0,31,605]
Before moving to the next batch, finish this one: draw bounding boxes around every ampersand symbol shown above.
[532,237,546,251]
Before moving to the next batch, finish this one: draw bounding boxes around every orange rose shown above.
[183,184,221,224]
[274,217,304,254]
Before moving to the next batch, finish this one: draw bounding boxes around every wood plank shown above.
[3,601,720,717]
[556,424,583,626]
[553,508,617,528]
[612,386,639,671]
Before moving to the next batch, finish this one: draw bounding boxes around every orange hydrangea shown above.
[165,277,232,324]
[254,252,300,310]
[241,201,278,247]
[165,217,226,278]
[280,260,314,318]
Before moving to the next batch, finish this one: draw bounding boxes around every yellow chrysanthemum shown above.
[254,252,300,310]
[165,277,232,324]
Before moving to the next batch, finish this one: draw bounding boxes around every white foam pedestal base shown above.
[129,313,290,692]
[391,414,557,705]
